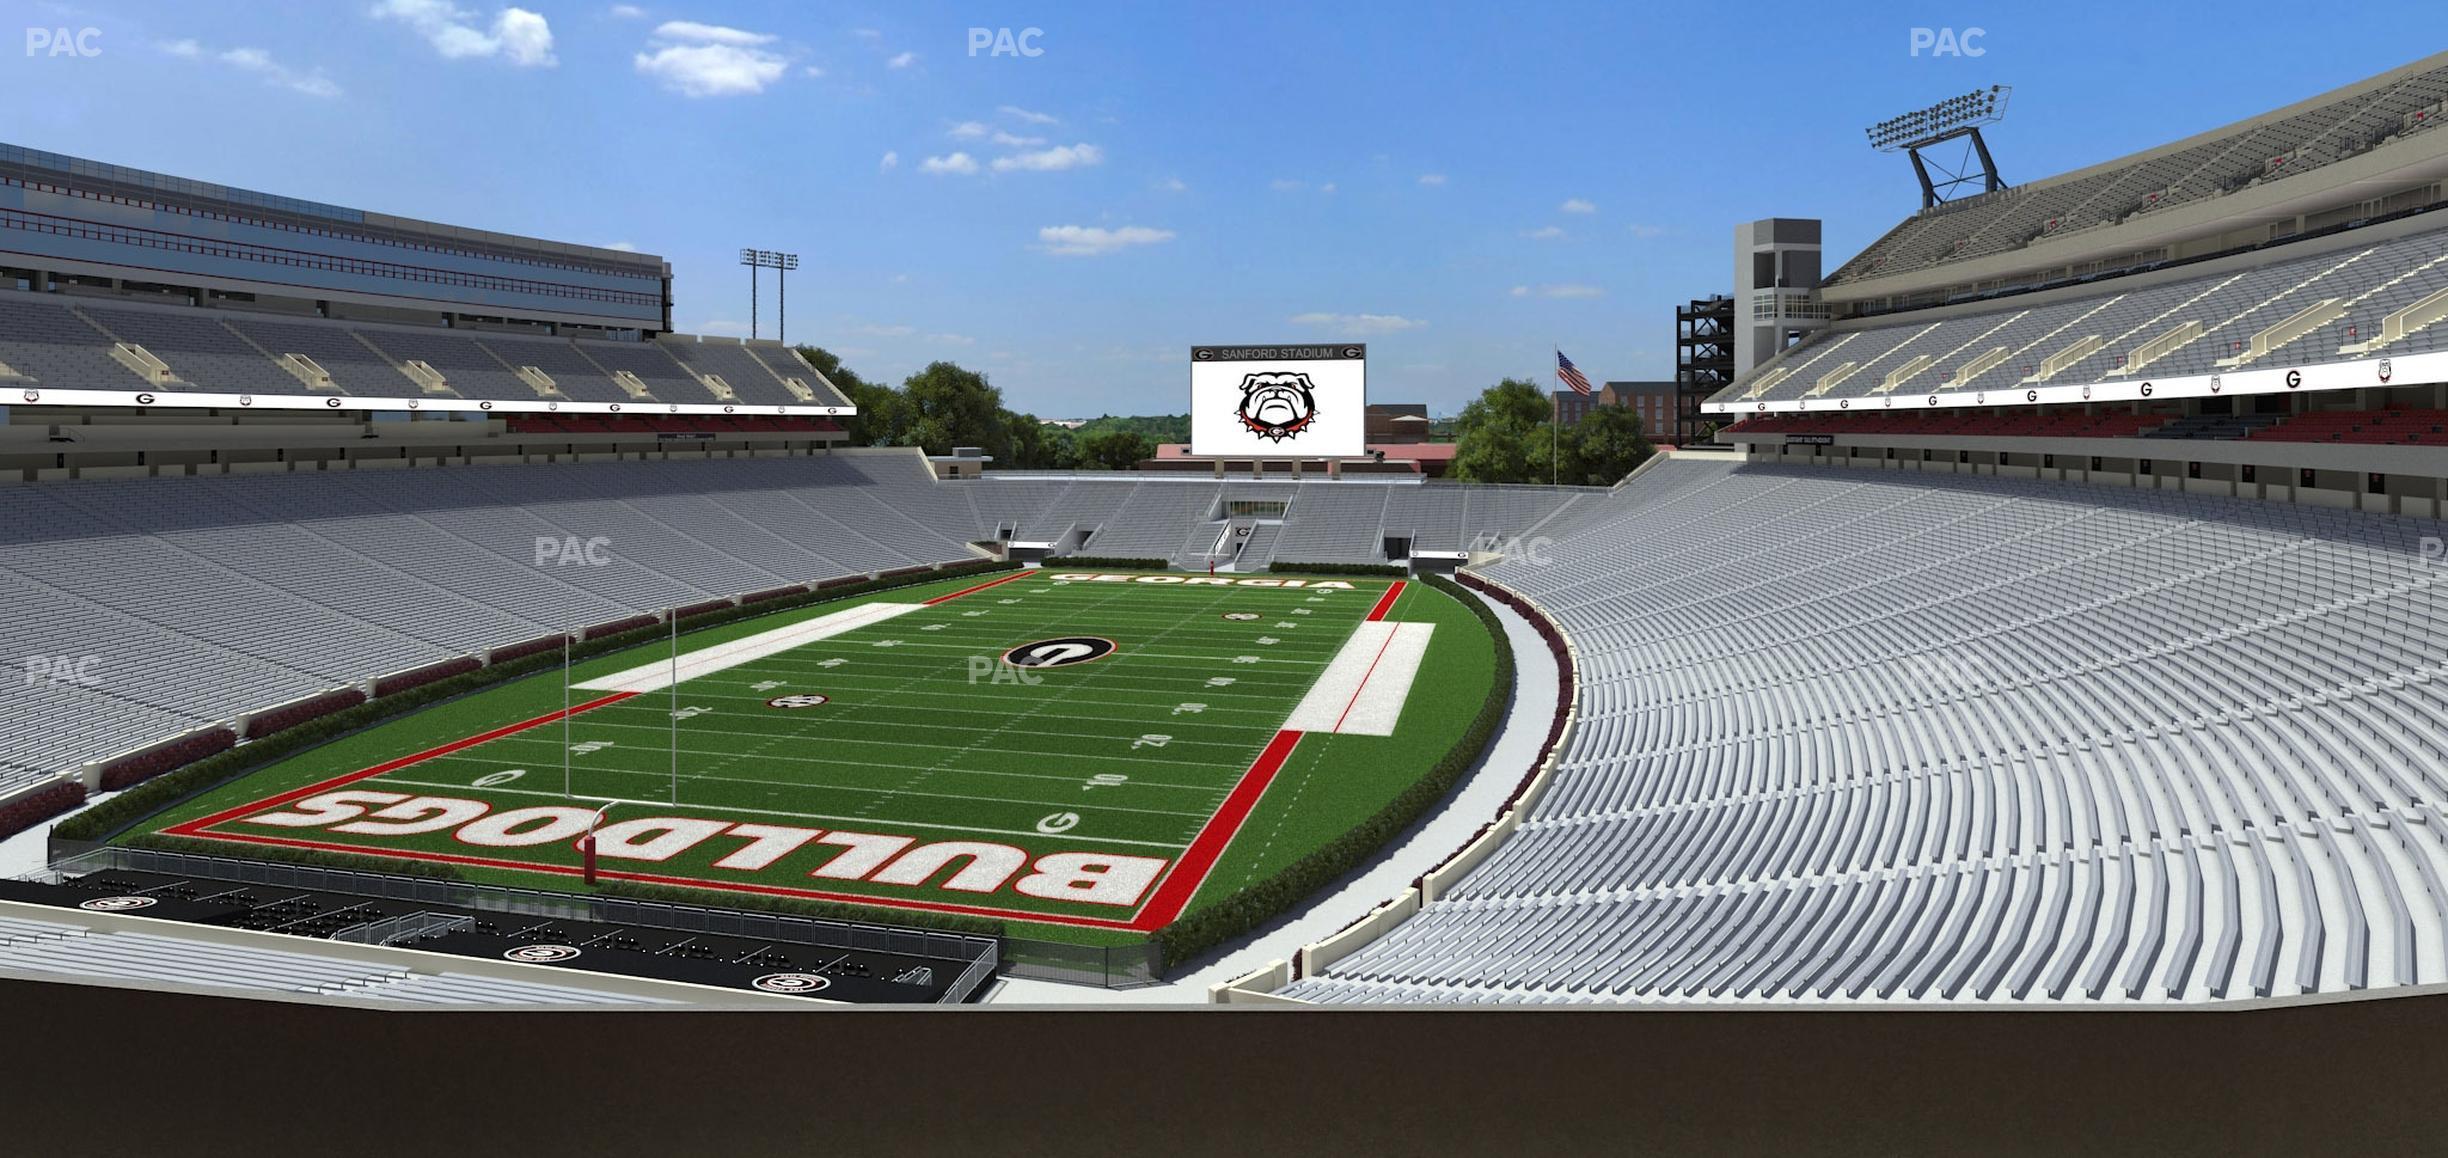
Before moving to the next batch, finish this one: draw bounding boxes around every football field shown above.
[144,569,1491,936]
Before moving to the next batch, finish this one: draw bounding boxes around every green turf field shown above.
[136,569,1497,942]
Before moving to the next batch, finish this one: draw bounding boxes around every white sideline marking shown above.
[573,602,926,693]
[1282,620,1435,737]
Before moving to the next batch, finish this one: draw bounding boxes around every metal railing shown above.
[333,910,472,946]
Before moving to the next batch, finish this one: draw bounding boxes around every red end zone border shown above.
[1365,580,1407,622]
[158,573,1317,933]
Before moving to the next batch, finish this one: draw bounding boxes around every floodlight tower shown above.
[1866,85,2012,209]
[738,249,800,341]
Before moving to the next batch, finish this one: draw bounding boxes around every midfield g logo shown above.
[1235,371,1318,443]
[1002,636,1118,669]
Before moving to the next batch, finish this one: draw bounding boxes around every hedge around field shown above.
[52,559,1017,845]
[1268,560,1407,577]
[589,878,1005,939]
[1147,574,1514,970]
[1047,556,1171,570]
[123,831,465,879]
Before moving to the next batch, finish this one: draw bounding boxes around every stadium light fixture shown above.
[1865,85,2012,208]
[738,249,801,342]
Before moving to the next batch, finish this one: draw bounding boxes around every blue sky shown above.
[4,1,2439,417]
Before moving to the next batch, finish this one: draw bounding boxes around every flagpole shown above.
[1551,345,1560,487]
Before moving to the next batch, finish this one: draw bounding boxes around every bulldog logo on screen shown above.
[1235,372,1319,442]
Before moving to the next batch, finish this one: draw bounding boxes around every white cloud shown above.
[1417,173,1447,186]
[1523,225,1566,240]
[609,4,646,17]
[887,50,915,68]
[929,333,977,346]
[602,241,641,252]
[650,20,772,46]
[1290,312,1428,336]
[801,64,824,78]
[948,121,988,139]
[878,150,898,171]
[999,104,1057,124]
[1157,177,1188,193]
[633,21,787,97]
[158,38,202,57]
[1037,225,1175,257]
[853,323,917,337]
[1627,223,1668,239]
[207,46,344,98]
[1560,197,1596,214]
[1509,285,1529,298]
[1321,182,1337,194]
[920,152,980,176]
[1270,178,1306,192]
[990,130,1044,148]
[371,0,557,67]
[992,143,1103,173]
[852,27,881,40]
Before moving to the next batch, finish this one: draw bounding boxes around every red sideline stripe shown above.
[1129,728,1305,931]
[167,691,639,838]
[1364,580,1407,622]
[923,570,1029,605]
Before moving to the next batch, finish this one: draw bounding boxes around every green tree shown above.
[899,361,1012,458]
[1552,404,1655,486]
[1450,378,1552,484]
[1075,429,1155,470]
[795,345,905,446]
[1004,414,1071,470]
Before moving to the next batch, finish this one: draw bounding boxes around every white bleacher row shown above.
[1726,219,2448,407]
[1828,56,2448,284]
[0,912,672,1005]
[950,476,1590,568]
[1287,458,2448,1004]
[0,453,975,787]
[0,289,850,409]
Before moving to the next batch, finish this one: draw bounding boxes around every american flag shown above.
[1556,349,1594,396]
